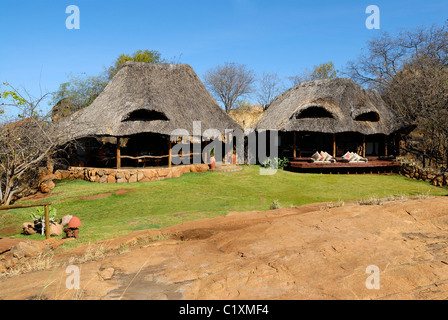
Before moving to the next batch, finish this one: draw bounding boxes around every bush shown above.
[261,157,290,169]
[270,199,281,210]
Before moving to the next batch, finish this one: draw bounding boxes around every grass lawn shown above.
[1,165,447,247]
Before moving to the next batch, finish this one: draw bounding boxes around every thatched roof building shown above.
[58,62,242,168]
[61,62,241,141]
[256,78,414,158]
[257,78,411,135]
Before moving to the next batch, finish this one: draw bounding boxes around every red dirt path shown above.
[1,197,448,300]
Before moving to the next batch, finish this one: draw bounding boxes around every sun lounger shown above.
[309,151,336,163]
[340,152,368,163]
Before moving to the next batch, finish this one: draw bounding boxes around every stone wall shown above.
[398,162,448,187]
[53,164,210,184]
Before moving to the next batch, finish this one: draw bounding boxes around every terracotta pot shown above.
[210,156,216,169]
[232,154,236,165]
[68,216,82,228]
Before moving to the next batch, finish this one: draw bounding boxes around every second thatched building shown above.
[256,78,414,160]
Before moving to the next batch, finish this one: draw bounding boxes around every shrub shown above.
[270,199,281,210]
[261,157,290,169]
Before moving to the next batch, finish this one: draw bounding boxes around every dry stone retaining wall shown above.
[398,162,448,187]
[53,164,209,184]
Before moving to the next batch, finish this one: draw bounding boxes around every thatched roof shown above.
[58,62,242,143]
[256,78,413,135]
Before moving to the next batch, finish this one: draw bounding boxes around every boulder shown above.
[11,241,46,259]
[128,174,138,183]
[99,267,115,280]
[54,170,70,180]
[157,168,171,178]
[107,175,116,184]
[22,222,37,235]
[49,222,63,236]
[137,171,145,181]
[40,180,55,193]
[61,215,73,227]
[143,169,157,180]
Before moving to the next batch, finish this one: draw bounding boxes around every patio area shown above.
[288,156,401,174]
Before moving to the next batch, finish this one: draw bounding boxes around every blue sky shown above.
[0,0,447,113]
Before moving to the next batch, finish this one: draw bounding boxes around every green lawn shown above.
[1,165,447,247]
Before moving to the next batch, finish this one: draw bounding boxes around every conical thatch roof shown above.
[256,78,413,135]
[59,62,242,143]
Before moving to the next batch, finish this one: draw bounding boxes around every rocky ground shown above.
[1,196,448,300]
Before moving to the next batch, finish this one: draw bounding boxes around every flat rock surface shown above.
[0,238,24,254]
[1,197,448,300]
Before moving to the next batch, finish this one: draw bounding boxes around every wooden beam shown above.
[85,140,90,167]
[363,135,366,158]
[168,138,172,168]
[293,132,297,158]
[44,204,50,240]
[116,137,121,169]
[332,134,336,158]
[0,202,52,211]
[385,135,388,157]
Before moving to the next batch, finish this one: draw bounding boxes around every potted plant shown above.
[30,206,57,235]
[209,148,216,169]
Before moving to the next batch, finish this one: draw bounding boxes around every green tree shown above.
[311,62,339,80]
[106,49,164,80]
[51,49,164,121]
[50,73,108,120]
[289,61,339,86]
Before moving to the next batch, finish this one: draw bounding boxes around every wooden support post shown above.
[333,134,336,158]
[44,204,50,240]
[116,137,121,169]
[362,135,366,158]
[293,132,297,159]
[384,136,388,157]
[168,138,172,168]
[85,140,90,167]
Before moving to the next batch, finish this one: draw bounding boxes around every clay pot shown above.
[232,154,236,165]
[209,156,216,170]
[68,216,82,228]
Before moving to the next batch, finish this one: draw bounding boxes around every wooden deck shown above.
[288,157,401,174]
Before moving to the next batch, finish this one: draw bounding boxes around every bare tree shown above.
[0,83,64,206]
[203,62,256,113]
[256,72,284,110]
[345,22,448,165]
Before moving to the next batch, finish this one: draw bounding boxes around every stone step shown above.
[210,165,243,173]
